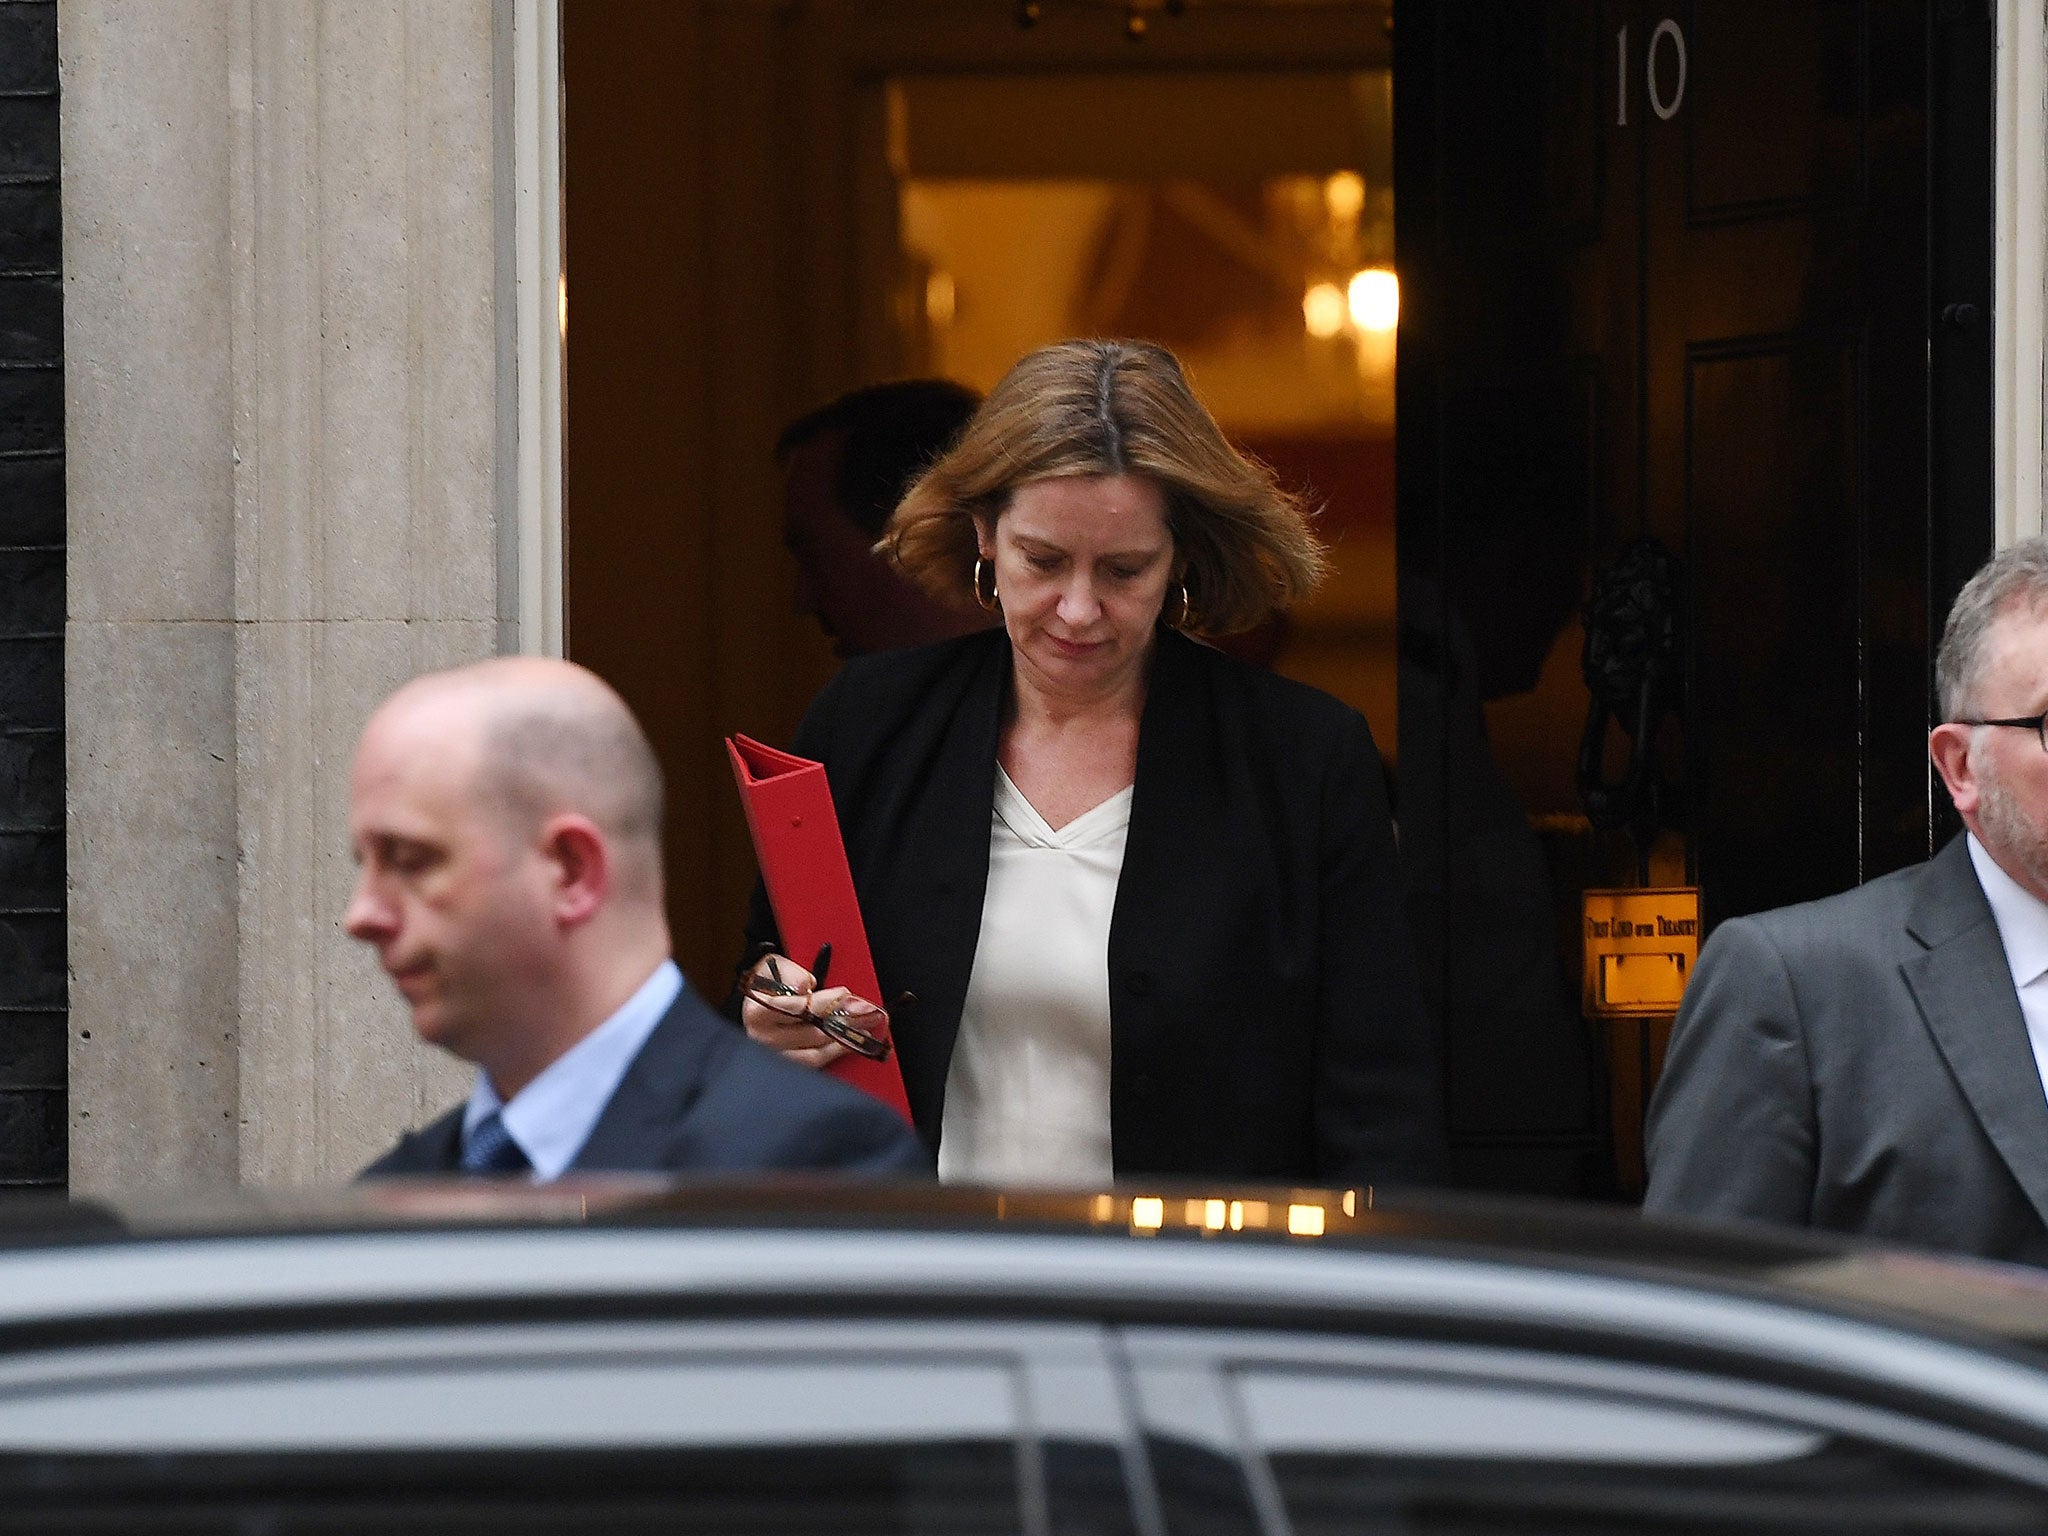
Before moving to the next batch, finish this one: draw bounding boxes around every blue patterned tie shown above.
[460,1110,531,1175]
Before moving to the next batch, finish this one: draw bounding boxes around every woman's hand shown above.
[740,954,889,1070]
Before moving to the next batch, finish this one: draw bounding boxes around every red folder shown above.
[726,734,913,1122]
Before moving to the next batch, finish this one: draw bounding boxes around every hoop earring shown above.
[973,557,1001,612]
[1169,582,1193,630]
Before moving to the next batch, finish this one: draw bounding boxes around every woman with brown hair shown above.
[741,339,1445,1187]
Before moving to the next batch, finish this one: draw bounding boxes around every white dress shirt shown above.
[937,767,1130,1186]
[461,959,683,1181]
[1966,835,2048,1108]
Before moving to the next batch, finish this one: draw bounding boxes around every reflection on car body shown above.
[4,1183,2048,1533]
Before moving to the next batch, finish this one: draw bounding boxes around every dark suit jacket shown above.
[1645,836,2048,1263]
[744,626,1446,1186]
[362,980,931,1178]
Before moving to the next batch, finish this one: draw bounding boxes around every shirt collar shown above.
[461,959,684,1181]
[1967,835,2048,989]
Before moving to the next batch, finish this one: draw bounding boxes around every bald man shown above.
[349,657,929,1180]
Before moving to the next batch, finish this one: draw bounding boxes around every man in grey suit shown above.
[1647,539,2048,1263]
[348,657,928,1181]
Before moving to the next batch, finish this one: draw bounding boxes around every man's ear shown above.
[540,815,609,928]
[1929,722,1983,823]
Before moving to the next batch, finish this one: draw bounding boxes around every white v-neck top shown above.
[936,766,1132,1186]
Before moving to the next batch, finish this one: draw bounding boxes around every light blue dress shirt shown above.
[460,959,684,1181]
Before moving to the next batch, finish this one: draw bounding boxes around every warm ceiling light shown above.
[1324,170,1366,223]
[925,270,957,327]
[1349,267,1399,333]
[1303,282,1347,339]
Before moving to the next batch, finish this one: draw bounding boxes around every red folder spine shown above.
[727,736,913,1122]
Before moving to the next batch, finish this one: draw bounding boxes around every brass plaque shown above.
[1582,887,1701,1017]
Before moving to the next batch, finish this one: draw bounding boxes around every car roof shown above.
[4,1180,2047,1354]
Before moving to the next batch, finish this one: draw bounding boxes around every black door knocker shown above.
[1576,537,1682,881]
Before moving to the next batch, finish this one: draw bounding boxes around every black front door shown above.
[1395,0,1993,1196]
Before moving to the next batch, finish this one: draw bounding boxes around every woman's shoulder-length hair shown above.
[880,339,1329,636]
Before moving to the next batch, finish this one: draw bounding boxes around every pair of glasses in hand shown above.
[745,954,894,1062]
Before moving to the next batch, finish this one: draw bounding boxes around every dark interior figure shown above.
[1398,573,1593,1195]
[776,380,995,658]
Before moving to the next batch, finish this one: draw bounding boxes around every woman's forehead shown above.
[1003,472,1169,530]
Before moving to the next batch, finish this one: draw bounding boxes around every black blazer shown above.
[1647,836,2048,1263]
[362,980,931,1179]
[745,626,1446,1185]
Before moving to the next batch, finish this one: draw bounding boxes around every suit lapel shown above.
[1112,629,1217,952]
[567,991,720,1173]
[1901,837,2048,1226]
[1107,632,1225,1069]
[873,636,1005,1131]
[421,1112,464,1170]
[365,1105,464,1176]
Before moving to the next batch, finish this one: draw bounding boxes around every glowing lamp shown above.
[1303,282,1347,339]
[1348,268,1399,333]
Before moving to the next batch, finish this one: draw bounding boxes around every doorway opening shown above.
[561,0,1991,1200]
[561,0,1403,1074]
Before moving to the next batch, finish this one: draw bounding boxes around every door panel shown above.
[1684,2,1865,219]
[1124,1327,2048,1536]
[1687,335,1862,924]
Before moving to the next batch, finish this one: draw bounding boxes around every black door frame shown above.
[0,0,65,1194]
[1928,0,1996,768]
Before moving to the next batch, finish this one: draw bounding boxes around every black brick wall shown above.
[0,0,63,1190]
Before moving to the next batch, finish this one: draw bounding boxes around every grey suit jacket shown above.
[361,981,932,1180]
[1645,836,2048,1263]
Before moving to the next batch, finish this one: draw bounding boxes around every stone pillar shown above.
[64,0,497,1189]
